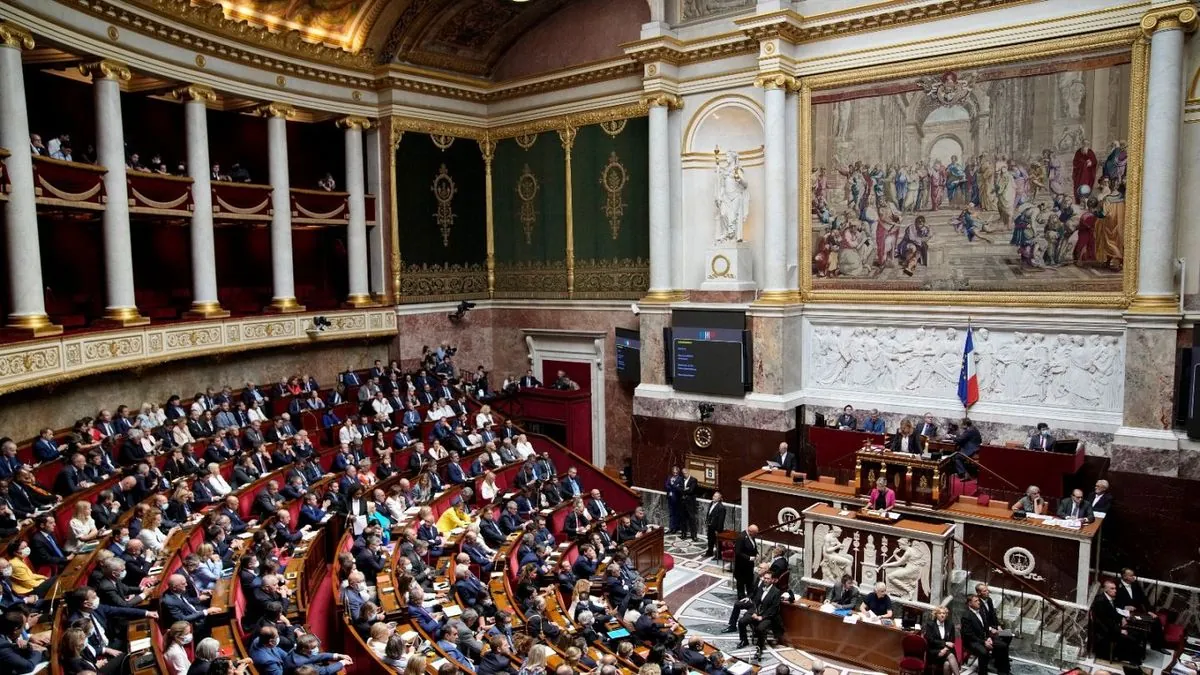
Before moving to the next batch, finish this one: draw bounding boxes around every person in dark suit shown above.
[665,465,684,534]
[888,419,923,454]
[563,503,591,540]
[1115,568,1149,611]
[1056,489,1094,522]
[1027,422,1054,450]
[634,604,672,644]
[770,442,795,471]
[827,574,859,609]
[254,481,285,518]
[916,413,938,439]
[29,515,69,571]
[55,453,95,496]
[95,557,145,608]
[732,525,759,600]
[680,473,700,539]
[962,594,1005,675]
[924,605,960,675]
[1092,579,1141,664]
[677,636,708,670]
[160,574,218,634]
[1090,480,1113,515]
[835,405,857,430]
[736,570,781,658]
[704,492,727,559]
[953,418,983,479]
[0,609,45,671]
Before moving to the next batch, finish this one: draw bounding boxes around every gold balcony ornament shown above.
[0,22,35,50]
[431,164,457,248]
[251,102,297,119]
[79,59,131,82]
[600,119,627,138]
[168,84,217,104]
[336,116,372,131]
[514,133,538,150]
[431,134,455,151]
[600,152,628,240]
[517,164,539,245]
[641,92,683,110]
[1141,5,1200,36]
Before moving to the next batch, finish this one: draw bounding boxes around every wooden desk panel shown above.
[781,600,907,674]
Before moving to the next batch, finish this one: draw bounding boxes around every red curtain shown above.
[543,360,590,390]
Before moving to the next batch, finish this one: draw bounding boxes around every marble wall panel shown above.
[636,309,668,386]
[1122,325,1179,430]
[634,394,795,431]
[394,307,494,376]
[0,340,389,440]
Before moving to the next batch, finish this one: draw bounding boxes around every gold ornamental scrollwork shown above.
[430,134,455,151]
[514,133,538,150]
[168,84,217,104]
[431,164,457,248]
[251,102,297,120]
[600,152,628,240]
[79,59,132,82]
[600,119,627,138]
[0,22,35,50]
[641,92,684,110]
[517,165,539,245]
[336,116,372,131]
[1140,5,1200,36]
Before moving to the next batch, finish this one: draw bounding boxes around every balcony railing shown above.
[32,155,107,210]
[127,169,194,217]
[290,187,348,225]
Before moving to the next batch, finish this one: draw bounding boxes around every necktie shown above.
[46,532,63,557]
[91,614,109,649]
[1071,504,1077,518]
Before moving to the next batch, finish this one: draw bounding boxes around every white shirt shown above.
[475,413,494,429]
[900,436,910,452]
[516,442,535,459]
[164,642,192,675]
[139,526,167,552]
[247,407,268,424]
[207,474,233,497]
[67,517,97,552]
[339,426,362,445]
[372,399,394,416]
[481,481,498,502]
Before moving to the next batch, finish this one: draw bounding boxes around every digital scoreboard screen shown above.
[615,328,641,383]
[669,310,749,396]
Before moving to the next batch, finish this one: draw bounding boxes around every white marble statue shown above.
[805,323,1123,413]
[714,149,749,243]
[879,538,930,601]
[812,524,855,582]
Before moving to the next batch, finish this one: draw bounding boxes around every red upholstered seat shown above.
[902,633,927,657]
[977,493,991,507]
[900,656,926,675]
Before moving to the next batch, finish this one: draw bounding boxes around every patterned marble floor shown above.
[659,533,1170,675]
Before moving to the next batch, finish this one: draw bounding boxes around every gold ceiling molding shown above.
[373,59,641,103]
[64,0,375,88]
[391,116,485,141]
[624,33,758,67]
[736,0,1037,44]
[126,0,374,67]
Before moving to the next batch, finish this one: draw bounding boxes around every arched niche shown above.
[683,95,765,168]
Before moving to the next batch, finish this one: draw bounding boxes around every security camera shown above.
[630,303,640,316]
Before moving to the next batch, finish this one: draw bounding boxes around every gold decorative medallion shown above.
[276,75,286,87]
[431,134,455,151]
[194,54,207,68]
[352,90,362,101]
[514,133,538,150]
[600,152,628,240]
[710,254,733,279]
[600,119,627,138]
[693,425,714,449]
[107,26,119,41]
[517,165,539,245]
[431,164,457,247]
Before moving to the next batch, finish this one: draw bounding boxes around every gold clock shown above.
[693,425,714,448]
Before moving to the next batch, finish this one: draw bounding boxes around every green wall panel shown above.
[493,133,568,297]
[571,118,649,262]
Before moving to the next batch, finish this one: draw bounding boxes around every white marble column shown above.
[0,23,59,335]
[364,126,386,302]
[258,102,304,313]
[1131,6,1197,312]
[339,116,372,306]
[176,84,228,318]
[645,93,682,302]
[84,59,147,326]
[758,73,794,300]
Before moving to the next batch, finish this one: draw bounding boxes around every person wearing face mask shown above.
[95,558,146,608]
[120,538,153,587]
[340,571,370,620]
[1027,422,1054,451]
[66,587,156,653]
[160,574,220,638]
[0,559,40,610]
[284,633,352,674]
[6,539,51,598]
[164,621,194,675]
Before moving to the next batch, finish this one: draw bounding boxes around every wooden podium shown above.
[855,448,954,509]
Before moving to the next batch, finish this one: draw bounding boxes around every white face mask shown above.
[18,547,30,558]
[85,599,99,611]
[0,568,10,578]
[180,634,193,645]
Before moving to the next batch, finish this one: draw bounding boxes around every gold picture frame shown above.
[685,453,720,490]
[798,27,1147,308]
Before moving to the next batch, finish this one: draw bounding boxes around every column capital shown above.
[478,137,496,164]
[557,126,578,152]
[642,91,683,110]
[251,102,297,119]
[0,22,35,50]
[336,115,372,130]
[79,59,131,82]
[169,84,217,103]
[754,71,799,92]
[1141,4,1199,36]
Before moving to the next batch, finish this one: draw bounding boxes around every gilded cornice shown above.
[753,72,799,92]
[124,0,374,68]
[1140,3,1199,35]
[0,21,35,50]
[79,58,132,81]
[393,101,652,143]
[336,115,372,130]
[624,33,758,67]
[250,101,297,119]
[392,117,484,141]
[167,83,217,103]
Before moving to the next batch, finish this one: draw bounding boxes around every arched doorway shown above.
[928,135,965,167]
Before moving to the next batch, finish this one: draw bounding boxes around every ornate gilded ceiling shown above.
[184,0,571,75]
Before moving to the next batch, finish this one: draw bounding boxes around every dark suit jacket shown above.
[1090,593,1124,644]
[161,591,208,624]
[960,609,991,655]
[1090,492,1113,514]
[751,583,781,620]
[828,584,858,608]
[55,466,90,495]
[96,577,138,607]
[916,422,938,438]
[733,530,757,576]
[955,427,983,455]
[1115,580,1149,611]
[1056,498,1093,521]
[771,452,795,471]
[705,502,727,532]
[889,432,923,453]
[923,620,958,658]
[29,530,69,568]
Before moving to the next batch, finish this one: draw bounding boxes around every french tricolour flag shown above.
[958,326,979,409]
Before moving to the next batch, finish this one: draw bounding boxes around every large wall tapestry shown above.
[805,44,1140,301]
[493,133,568,298]
[395,133,487,301]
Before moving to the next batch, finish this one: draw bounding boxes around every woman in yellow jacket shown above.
[435,498,473,534]
[7,538,49,595]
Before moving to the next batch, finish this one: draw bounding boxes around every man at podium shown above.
[1027,423,1054,451]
